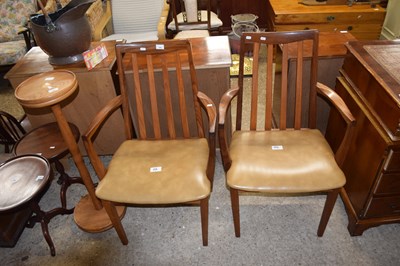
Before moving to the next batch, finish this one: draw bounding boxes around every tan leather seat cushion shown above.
[96,138,211,204]
[228,130,346,193]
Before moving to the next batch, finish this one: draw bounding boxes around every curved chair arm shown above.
[197,91,217,183]
[82,95,123,180]
[316,82,356,167]
[197,91,217,134]
[218,87,239,172]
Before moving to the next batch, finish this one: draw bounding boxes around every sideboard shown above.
[266,0,386,40]
[326,40,400,235]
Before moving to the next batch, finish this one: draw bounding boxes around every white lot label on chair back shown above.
[150,166,163,172]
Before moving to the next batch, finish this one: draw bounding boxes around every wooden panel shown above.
[273,9,386,24]
[375,173,400,196]
[366,196,400,218]
[275,24,383,40]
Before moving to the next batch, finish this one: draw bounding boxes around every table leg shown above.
[50,104,125,232]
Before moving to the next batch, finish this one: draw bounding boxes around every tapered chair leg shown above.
[317,188,340,236]
[102,200,128,245]
[200,198,209,246]
[230,188,240,237]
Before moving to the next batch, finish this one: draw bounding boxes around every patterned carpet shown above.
[0,72,25,120]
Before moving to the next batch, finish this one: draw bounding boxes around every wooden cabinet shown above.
[326,40,400,235]
[266,0,386,40]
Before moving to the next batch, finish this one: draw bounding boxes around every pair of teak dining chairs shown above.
[82,29,355,246]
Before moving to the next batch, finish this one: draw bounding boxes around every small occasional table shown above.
[14,70,125,235]
[0,155,52,253]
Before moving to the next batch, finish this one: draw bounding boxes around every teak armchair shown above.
[218,30,356,237]
[83,39,216,246]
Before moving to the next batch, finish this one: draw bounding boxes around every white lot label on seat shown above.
[150,166,162,172]
[271,145,283,150]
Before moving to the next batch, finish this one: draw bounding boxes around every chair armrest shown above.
[18,26,33,50]
[197,91,216,134]
[218,87,239,171]
[82,95,123,180]
[316,82,356,167]
[219,87,239,125]
[197,91,217,183]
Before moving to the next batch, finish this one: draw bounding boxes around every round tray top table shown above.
[14,70,125,233]
[14,121,82,212]
[0,155,54,254]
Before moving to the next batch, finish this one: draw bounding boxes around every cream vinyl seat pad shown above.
[227,129,346,193]
[167,10,222,31]
[174,30,210,39]
[96,138,211,204]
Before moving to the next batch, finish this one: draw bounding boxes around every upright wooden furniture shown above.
[326,40,400,235]
[266,0,386,40]
[167,0,222,39]
[5,41,125,155]
[14,122,82,212]
[0,111,26,153]
[83,40,216,246]
[14,70,124,234]
[0,155,53,254]
[218,30,355,237]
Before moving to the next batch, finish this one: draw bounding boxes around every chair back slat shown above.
[294,41,304,130]
[174,51,191,138]
[236,30,319,132]
[146,54,162,139]
[131,53,147,139]
[160,55,177,138]
[279,44,289,130]
[264,43,274,130]
[115,40,206,140]
[249,42,260,130]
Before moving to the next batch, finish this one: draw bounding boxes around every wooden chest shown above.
[326,40,400,235]
[266,0,386,40]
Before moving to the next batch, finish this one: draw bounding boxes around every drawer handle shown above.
[390,204,400,211]
[347,26,353,31]
[327,16,335,22]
